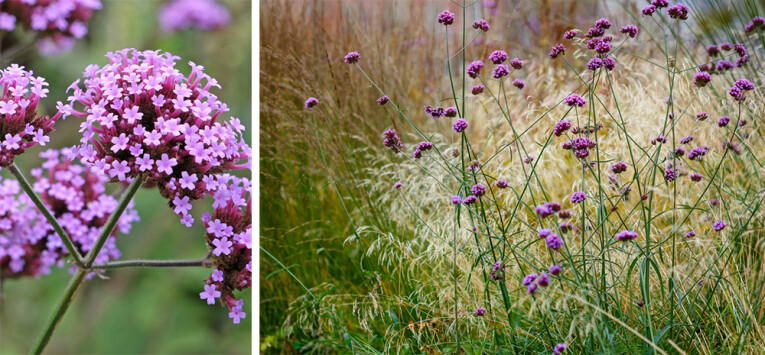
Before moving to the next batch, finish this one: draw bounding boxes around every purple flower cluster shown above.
[199,173,251,323]
[0,64,60,167]
[685,230,696,238]
[489,50,508,64]
[344,52,361,64]
[696,112,708,121]
[60,49,250,226]
[473,307,486,316]
[437,10,455,26]
[745,16,765,33]
[412,141,433,159]
[650,135,667,145]
[424,105,445,119]
[495,179,508,189]
[1,149,139,277]
[512,79,525,89]
[664,168,678,182]
[490,261,504,281]
[730,78,755,101]
[553,343,568,355]
[377,95,389,105]
[453,118,469,133]
[667,4,689,20]
[717,116,730,127]
[444,107,458,117]
[713,220,726,232]
[587,57,603,71]
[304,97,319,109]
[680,135,694,144]
[522,272,551,294]
[621,25,638,38]
[566,137,597,159]
[563,30,577,39]
[158,0,231,33]
[0,0,102,55]
[536,201,561,218]
[553,120,571,136]
[693,72,712,87]
[383,129,403,153]
[688,147,708,161]
[548,44,566,59]
[471,85,485,95]
[615,230,638,241]
[706,45,720,57]
[546,233,563,250]
[509,58,523,69]
[471,183,486,197]
[570,191,586,203]
[472,19,490,32]
[492,64,510,79]
[690,172,702,182]
[549,264,562,275]
[564,94,586,107]
[611,161,628,174]
[466,61,484,79]
[463,195,477,205]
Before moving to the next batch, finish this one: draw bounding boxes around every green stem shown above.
[8,163,85,268]
[30,178,142,354]
[89,257,212,269]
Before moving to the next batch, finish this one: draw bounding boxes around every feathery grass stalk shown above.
[8,163,85,268]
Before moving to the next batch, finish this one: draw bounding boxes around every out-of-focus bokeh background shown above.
[0,1,252,353]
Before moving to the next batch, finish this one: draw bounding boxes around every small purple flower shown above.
[734,43,747,57]
[621,25,638,38]
[444,107,458,117]
[664,168,678,182]
[729,86,746,101]
[200,284,221,305]
[472,85,485,95]
[492,64,510,78]
[716,60,734,71]
[344,51,361,64]
[642,5,657,16]
[393,182,402,189]
[667,4,689,20]
[549,44,566,59]
[509,58,523,69]
[489,50,508,64]
[735,78,754,91]
[463,196,477,205]
[549,264,562,275]
[651,0,669,8]
[690,172,702,182]
[571,192,587,203]
[536,272,550,287]
[437,10,455,26]
[212,269,225,282]
[451,195,462,205]
[527,283,538,294]
[474,307,486,316]
[707,45,720,56]
[563,30,577,39]
[564,94,586,107]
[377,96,390,105]
[694,72,712,87]
[512,79,525,89]
[383,129,403,153]
[472,19,490,32]
[594,18,612,29]
[696,112,708,121]
[685,230,696,238]
[745,16,765,33]
[546,234,563,250]
[536,204,554,218]
[688,147,708,161]
[713,220,726,232]
[490,261,504,281]
[538,228,552,239]
[553,120,571,136]
[680,135,694,144]
[453,118,469,133]
[305,97,319,109]
[595,41,612,54]
[558,210,571,219]
[522,273,537,286]
[720,42,732,51]
[471,184,486,197]
[718,116,730,127]
[496,179,508,188]
[611,161,628,174]
[553,343,568,355]
[587,57,603,70]
[466,61,485,79]
[615,230,638,241]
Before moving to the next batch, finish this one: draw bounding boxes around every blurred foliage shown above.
[0,0,252,353]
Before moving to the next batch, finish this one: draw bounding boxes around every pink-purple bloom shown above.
[453,118,469,133]
[564,94,586,107]
[713,220,726,232]
[570,191,586,203]
[472,19,490,32]
[615,230,638,241]
[437,10,455,26]
[344,52,361,63]
[466,61,484,79]
[304,97,319,109]
[158,0,231,33]
[489,50,508,64]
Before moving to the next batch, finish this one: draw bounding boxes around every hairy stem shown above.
[89,257,212,270]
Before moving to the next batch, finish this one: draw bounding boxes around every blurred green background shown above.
[0,0,252,353]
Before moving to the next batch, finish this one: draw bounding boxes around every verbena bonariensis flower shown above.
[538,228,552,239]
[158,0,230,33]
[553,120,571,137]
[558,209,571,219]
[471,85,485,95]
[492,64,510,79]
[716,60,734,71]
[451,195,462,205]
[472,19,490,32]
[0,0,102,55]
[424,105,445,119]
[437,10,454,26]
[680,135,694,144]
[489,50,508,64]
[713,220,726,232]
[570,191,586,203]
[693,72,711,87]
[0,64,59,168]
[546,233,563,250]
[200,173,251,323]
[444,107,458,117]
[696,112,708,121]
[745,16,765,33]
[685,230,696,238]
[602,57,616,71]
[471,183,486,197]
[717,116,730,127]
[672,147,686,157]
[548,44,565,59]
[563,30,577,39]
[720,42,732,51]
[651,0,669,8]
[463,196,477,205]
[688,147,708,161]
[641,5,656,16]
[553,343,568,355]
[509,58,523,70]
[594,18,612,29]
[706,45,720,56]
[549,264,562,275]
[495,179,508,188]
[393,182,402,189]
[521,273,537,286]
[304,97,319,109]
[376,95,389,105]
[536,272,550,287]
[473,307,486,316]
[734,43,747,57]
[512,79,525,89]
[344,51,360,63]
[615,230,638,241]
[728,86,746,101]
[667,4,689,20]
[453,118,468,133]
[1,148,139,278]
[664,168,678,182]
[611,161,628,174]
[621,25,638,38]
[650,135,667,145]
[383,129,403,153]
[412,141,433,159]
[60,49,250,226]
[690,172,702,182]
[587,57,603,71]
[466,61,484,79]
[490,261,504,281]
[564,94,586,107]
[584,27,605,38]
[735,78,755,91]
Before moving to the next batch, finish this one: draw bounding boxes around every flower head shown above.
[453,118,469,133]
[667,4,689,20]
[694,72,711,87]
[492,64,510,78]
[570,191,586,203]
[344,51,361,63]
[615,230,638,241]
[549,264,562,275]
[473,307,486,316]
[564,94,586,107]
[159,0,230,33]
[621,25,638,38]
[437,10,455,26]
[546,234,563,250]
[466,61,484,79]
[713,220,726,232]
[512,79,525,89]
[563,30,577,39]
[489,50,508,64]
[471,85,485,95]
[383,129,403,153]
[376,96,389,105]
[509,58,523,69]
[549,44,566,59]
[304,97,319,109]
[472,19,490,32]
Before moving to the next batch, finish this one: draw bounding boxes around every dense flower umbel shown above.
[489,50,508,64]
[376,96,389,105]
[344,52,360,63]
[0,64,60,167]
[0,149,139,278]
[621,25,638,38]
[553,343,568,355]
[304,97,319,109]
[745,16,765,33]
[200,173,251,323]
[471,85,485,95]
[694,72,711,87]
[615,230,638,241]
[564,94,586,107]
[472,19,490,32]
[0,0,102,55]
[60,49,250,226]
[158,0,231,33]
[667,4,689,20]
[466,61,484,79]
[570,191,586,203]
[453,118,468,133]
[548,44,566,59]
[490,261,504,281]
[437,10,454,26]
[713,220,726,232]
[382,129,403,153]
[412,141,433,159]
